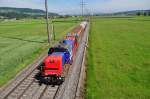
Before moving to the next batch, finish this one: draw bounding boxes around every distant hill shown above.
[0,7,59,19]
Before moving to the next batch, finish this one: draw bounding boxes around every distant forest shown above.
[113,9,150,16]
[0,7,59,19]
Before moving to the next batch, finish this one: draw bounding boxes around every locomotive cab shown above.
[42,52,66,84]
[43,52,65,76]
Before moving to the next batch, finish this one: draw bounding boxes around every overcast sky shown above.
[0,0,150,14]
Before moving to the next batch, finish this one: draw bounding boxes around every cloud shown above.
[0,0,44,9]
[91,0,150,13]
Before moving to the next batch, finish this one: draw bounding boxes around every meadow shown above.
[0,18,78,86]
[86,17,150,99]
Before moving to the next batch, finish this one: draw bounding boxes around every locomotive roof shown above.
[52,41,70,50]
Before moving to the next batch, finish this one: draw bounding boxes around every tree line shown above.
[136,12,150,16]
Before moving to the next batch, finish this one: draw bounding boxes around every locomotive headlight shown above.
[59,77,62,80]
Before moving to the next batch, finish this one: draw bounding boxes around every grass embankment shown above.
[0,18,78,86]
[86,17,150,99]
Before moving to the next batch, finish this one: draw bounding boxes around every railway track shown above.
[0,58,60,99]
[0,22,89,99]
[55,22,89,99]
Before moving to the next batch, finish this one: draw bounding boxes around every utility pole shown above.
[45,0,51,44]
[81,0,84,17]
[52,22,56,40]
[80,0,86,19]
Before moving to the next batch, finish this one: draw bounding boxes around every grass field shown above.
[0,18,78,86]
[86,17,150,99]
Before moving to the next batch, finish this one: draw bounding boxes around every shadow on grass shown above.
[127,19,150,22]
[0,36,46,43]
[0,22,46,26]
[53,19,82,23]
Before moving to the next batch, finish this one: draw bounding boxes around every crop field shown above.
[0,18,78,86]
[86,17,150,99]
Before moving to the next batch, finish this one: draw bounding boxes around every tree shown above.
[136,12,141,16]
[144,12,147,16]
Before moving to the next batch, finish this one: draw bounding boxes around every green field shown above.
[0,18,78,86]
[86,17,150,99]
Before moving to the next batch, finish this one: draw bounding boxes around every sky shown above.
[0,0,150,15]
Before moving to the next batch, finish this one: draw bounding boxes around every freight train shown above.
[40,21,88,84]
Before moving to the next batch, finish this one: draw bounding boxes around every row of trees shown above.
[136,12,150,16]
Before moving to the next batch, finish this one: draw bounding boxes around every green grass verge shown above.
[86,16,150,99]
[0,18,78,87]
